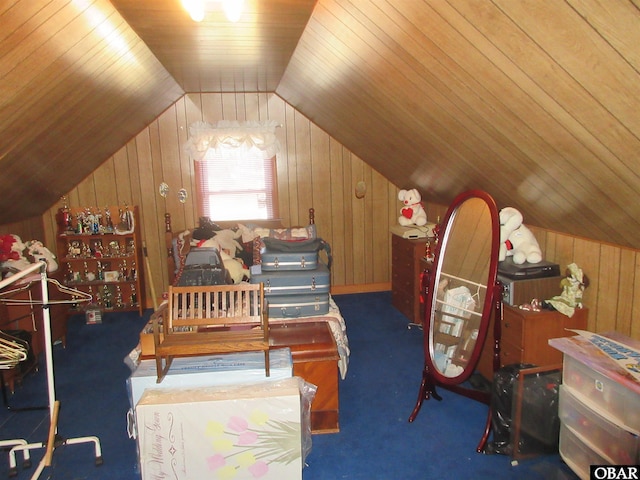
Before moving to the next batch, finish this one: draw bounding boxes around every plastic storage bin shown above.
[559,384,639,465]
[559,423,612,480]
[562,354,640,435]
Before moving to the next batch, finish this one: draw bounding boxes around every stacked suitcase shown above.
[250,238,331,318]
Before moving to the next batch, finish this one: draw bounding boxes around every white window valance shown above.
[184,120,281,161]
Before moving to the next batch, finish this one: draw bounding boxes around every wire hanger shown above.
[0,277,92,306]
[0,331,28,370]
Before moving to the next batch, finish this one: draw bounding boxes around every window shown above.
[196,144,278,221]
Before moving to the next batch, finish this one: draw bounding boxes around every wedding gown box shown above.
[126,349,293,441]
[127,348,293,408]
[135,378,303,480]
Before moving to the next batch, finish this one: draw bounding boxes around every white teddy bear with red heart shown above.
[398,188,427,226]
[499,207,542,264]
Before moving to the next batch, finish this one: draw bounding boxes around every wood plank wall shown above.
[37,93,399,305]
[1,92,636,340]
[0,217,45,245]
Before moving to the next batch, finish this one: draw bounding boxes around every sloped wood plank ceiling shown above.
[0,0,184,222]
[277,0,640,248]
[1,0,640,250]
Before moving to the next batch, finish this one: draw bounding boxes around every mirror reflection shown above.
[429,197,493,377]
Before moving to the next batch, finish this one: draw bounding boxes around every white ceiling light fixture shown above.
[223,0,244,22]
[182,0,244,23]
[182,0,205,22]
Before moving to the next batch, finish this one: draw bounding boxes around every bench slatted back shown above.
[167,283,266,332]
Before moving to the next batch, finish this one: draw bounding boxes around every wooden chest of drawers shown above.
[391,234,428,325]
[477,305,588,381]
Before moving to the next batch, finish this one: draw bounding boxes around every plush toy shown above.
[236,223,258,243]
[498,207,542,264]
[0,234,22,263]
[198,228,243,257]
[0,235,58,276]
[220,250,249,284]
[25,240,58,272]
[398,188,427,227]
[0,235,31,275]
[545,263,589,317]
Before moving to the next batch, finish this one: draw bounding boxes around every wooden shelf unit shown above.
[55,205,145,316]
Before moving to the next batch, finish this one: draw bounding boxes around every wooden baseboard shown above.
[330,283,391,295]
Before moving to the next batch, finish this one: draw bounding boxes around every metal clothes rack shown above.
[0,262,102,479]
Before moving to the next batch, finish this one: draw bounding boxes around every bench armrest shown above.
[151,303,168,347]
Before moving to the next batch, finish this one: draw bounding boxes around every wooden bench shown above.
[152,283,269,383]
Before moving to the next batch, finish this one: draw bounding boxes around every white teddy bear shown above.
[219,250,249,284]
[398,188,428,226]
[198,229,243,257]
[499,207,542,264]
[25,240,59,272]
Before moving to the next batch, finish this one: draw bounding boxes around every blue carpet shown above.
[0,292,580,479]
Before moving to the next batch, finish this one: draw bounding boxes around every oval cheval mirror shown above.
[408,190,503,452]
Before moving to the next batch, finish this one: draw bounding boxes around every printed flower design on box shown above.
[204,409,300,479]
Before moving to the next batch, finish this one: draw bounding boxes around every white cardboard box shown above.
[127,348,293,409]
[136,378,302,480]
[126,348,293,440]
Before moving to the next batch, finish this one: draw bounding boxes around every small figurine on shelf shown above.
[109,240,120,257]
[130,284,138,307]
[102,284,113,310]
[84,261,96,282]
[116,204,135,234]
[91,211,100,235]
[83,208,93,234]
[81,242,91,258]
[96,261,104,281]
[92,239,104,258]
[115,286,124,309]
[95,207,103,233]
[104,207,114,233]
[59,196,74,233]
[66,264,75,283]
[130,261,137,281]
[120,260,128,281]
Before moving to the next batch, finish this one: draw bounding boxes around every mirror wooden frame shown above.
[408,190,503,452]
